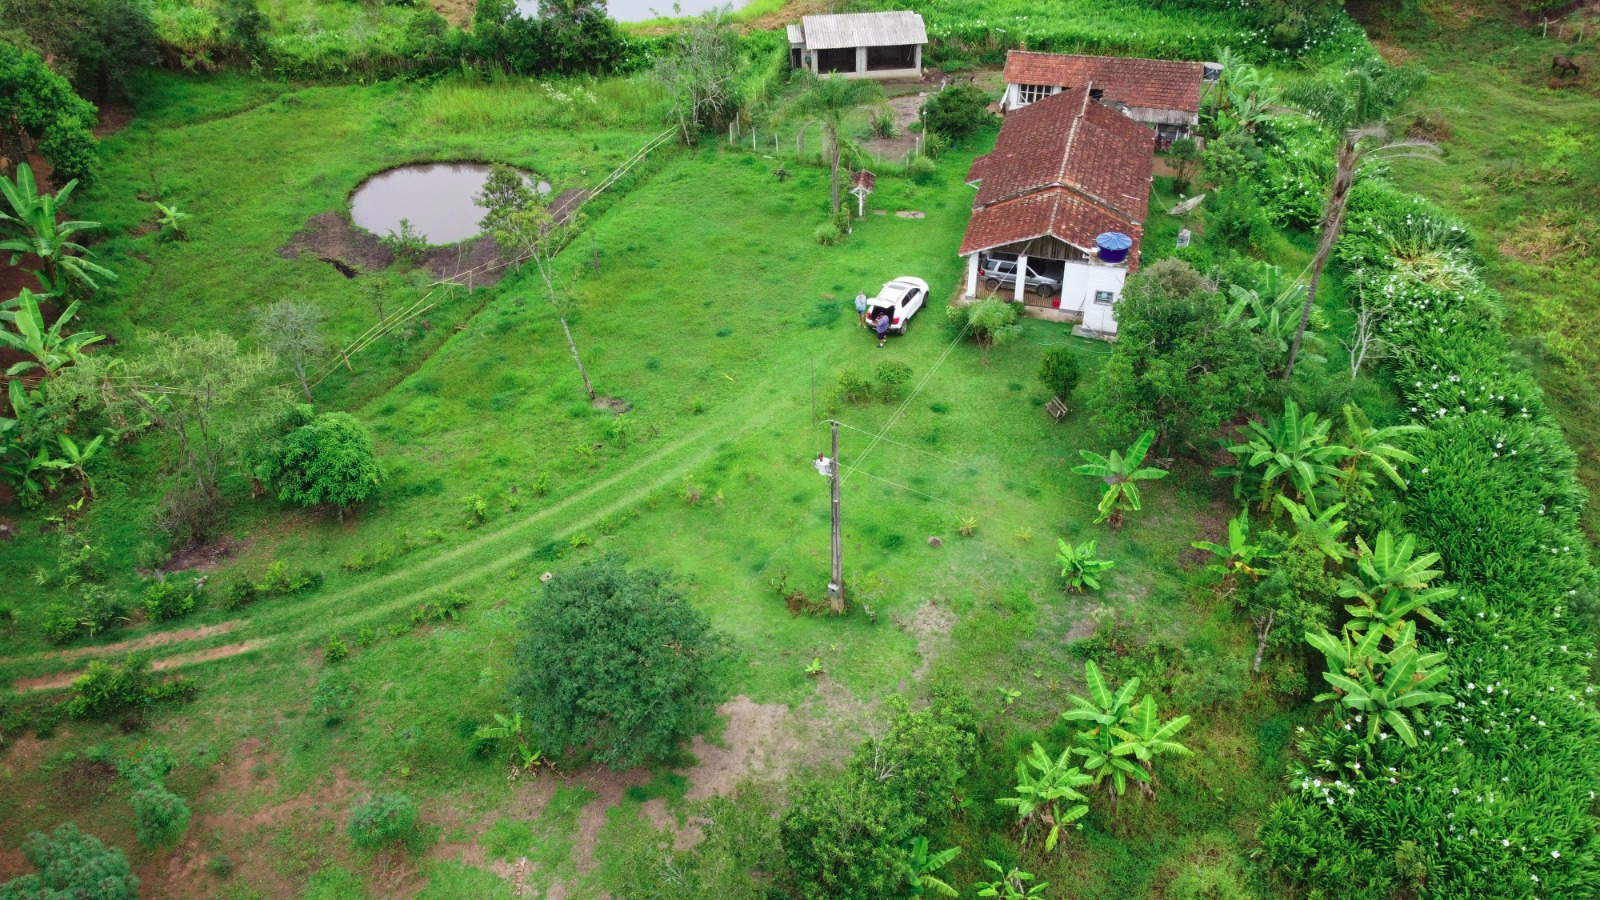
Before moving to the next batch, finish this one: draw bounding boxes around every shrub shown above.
[946,297,1020,365]
[269,412,384,516]
[347,793,418,850]
[412,591,469,625]
[143,578,201,623]
[906,154,937,185]
[311,675,357,726]
[132,782,191,849]
[324,635,348,663]
[824,369,874,412]
[65,655,152,719]
[221,578,259,610]
[874,361,912,402]
[2,824,137,899]
[508,555,725,769]
[814,221,843,246]
[1038,346,1081,400]
[920,83,995,143]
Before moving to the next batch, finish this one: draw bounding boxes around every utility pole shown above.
[828,420,844,613]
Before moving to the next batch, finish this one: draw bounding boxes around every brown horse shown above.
[1553,54,1581,76]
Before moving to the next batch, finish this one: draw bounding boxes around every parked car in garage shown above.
[865,277,929,335]
[979,252,1061,298]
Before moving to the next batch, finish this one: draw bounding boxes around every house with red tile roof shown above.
[1000,51,1221,143]
[959,86,1155,338]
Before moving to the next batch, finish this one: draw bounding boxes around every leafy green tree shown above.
[919,84,995,144]
[1092,259,1272,451]
[0,0,157,102]
[1037,346,1080,403]
[906,837,960,897]
[1307,621,1450,747]
[1279,57,1433,378]
[1,163,114,295]
[781,773,908,899]
[1241,531,1331,672]
[253,298,326,402]
[509,555,725,769]
[1337,404,1421,501]
[0,824,138,899]
[995,742,1092,851]
[219,0,269,63]
[0,44,99,185]
[1167,137,1199,192]
[947,297,1021,365]
[1071,429,1168,528]
[788,73,885,214]
[268,412,383,517]
[0,289,104,377]
[1219,398,1351,513]
[653,8,742,143]
[1337,530,1454,639]
[1055,538,1114,593]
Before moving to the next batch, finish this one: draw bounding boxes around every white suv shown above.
[866,277,929,335]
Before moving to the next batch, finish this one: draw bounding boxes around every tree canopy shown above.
[0,823,139,900]
[0,42,99,185]
[508,555,725,769]
[269,412,383,514]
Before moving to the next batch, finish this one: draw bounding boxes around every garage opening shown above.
[816,48,856,74]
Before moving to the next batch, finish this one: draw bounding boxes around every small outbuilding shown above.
[787,11,927,81]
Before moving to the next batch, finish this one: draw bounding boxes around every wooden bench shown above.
[1046,396,1069,422]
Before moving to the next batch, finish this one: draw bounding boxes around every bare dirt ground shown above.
[11,639,262,693]
[0,621,244,669]
[160,535,248,575]
[896,600,958,683]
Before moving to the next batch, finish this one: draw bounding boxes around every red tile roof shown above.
[1004,51,1204,113]
[960,87,1153,262]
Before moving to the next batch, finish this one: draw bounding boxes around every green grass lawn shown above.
[0,74,1297,899]
[1383,19,1600,533]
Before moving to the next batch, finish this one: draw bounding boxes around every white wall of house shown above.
[1000,83,1064,112]
[1058,261,1128,334]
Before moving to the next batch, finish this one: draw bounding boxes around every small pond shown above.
[513,0,747,22]
[349,163,551,246]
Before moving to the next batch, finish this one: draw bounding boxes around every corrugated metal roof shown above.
[795,11,927,50]
[786,24,804,45]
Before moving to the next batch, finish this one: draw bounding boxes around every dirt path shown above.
[0,621,244,669]
[11,640,264,693]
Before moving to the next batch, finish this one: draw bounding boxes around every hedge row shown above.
[1259,180,1600,896]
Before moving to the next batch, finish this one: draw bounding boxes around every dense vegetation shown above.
[1,0,1596,897]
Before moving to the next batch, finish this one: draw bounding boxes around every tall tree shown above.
[253,297,327,401]
[654,7,741,143]
[1279,57,1433,378]
[0,163,114,295]
[788,73,885,214]
[479,167,596,401]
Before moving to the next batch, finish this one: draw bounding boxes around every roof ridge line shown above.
[1055,85,1090,187]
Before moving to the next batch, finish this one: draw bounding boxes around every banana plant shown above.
[1220,399,1352,513]
[995,742,1092,852]
[1055,538,1115,593]
[0,442,69,500]
[1305,623,1387,681]
[905,836,960,897]
[1224,265,1321,373]
[475,712,546,774]
[1109,694,1192,797]
[1189,511,1276,593]
[0,164,116,296]
[0,289,105,378]
[1339,405,1422,499]
[56,433,105,499]
[1338,530,1455,639]
[1072,429,1168,529]
[976,860,1048,899]
[1274,496,1353,565]
[1061,661,1147,798]
[1310,622,1451,747]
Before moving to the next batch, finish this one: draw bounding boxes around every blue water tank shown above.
[1096,232,1133,264]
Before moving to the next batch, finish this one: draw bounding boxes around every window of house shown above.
[1088,88,1105,101]
[1016,84,1054,104]
[1093,290,1116,305]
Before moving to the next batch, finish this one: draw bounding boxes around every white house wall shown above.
[1059,261,1128,334]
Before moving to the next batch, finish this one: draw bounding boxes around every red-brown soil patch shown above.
[10,638,261,693]
[162,534,248,575]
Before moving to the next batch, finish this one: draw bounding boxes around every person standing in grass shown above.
[875,312,891,348]
[855,290,868,327]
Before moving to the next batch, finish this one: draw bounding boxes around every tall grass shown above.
[419,74,671,132]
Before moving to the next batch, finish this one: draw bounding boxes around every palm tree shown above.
[1339,404,1422,499]
[1309,621,1450,747]
[1190,511,1275,594]
[1338,530,1455,640]
[56,433,105,499]
[1279,58,1435,378]
[788,73,885,214]
[995,742,1092,851]
[1220,398,1351,513]
[0,289,105,378]
[0,164,116,296]
[1072,429,1169,528]
[1109,694,1192,797]
[905,837,960,897]
[1061,661,1145,799]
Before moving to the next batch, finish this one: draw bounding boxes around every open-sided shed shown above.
[787,11,927,81]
